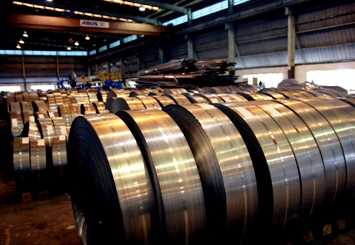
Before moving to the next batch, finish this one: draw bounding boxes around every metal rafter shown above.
[128,0,187,14]
[15,0,160,25]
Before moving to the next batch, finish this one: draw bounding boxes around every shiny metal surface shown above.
[51,135,67,168]
[251,100,326,222]
[10,111,24,137]
[260,91,286,99]
[163,94,191,105]
[299,98,355,198]
[136,96,162,110]
[194,94,224,103]
[13,137,31,172]
[151,95,177,107]
[108,97,146,114]
[164,103,257,244]
[30,138,47,171]
[215,102,301,229]
[80,103,97,115]
[277,99,346,209]
[68,113,155,245]
[117,109,206,245]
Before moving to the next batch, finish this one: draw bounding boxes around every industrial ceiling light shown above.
[46,0,53,2]
[16,44,21,49]
[75,41,79,46]
[19,39,24,44]
[23,31,28,37]
[67,46,71,50]
[85,35,90,40]
[139,4,145,11]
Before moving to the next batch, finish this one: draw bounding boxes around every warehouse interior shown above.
[0,0,355,244]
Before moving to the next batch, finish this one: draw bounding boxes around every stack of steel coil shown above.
[67,95,355,245]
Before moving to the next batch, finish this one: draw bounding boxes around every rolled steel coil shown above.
[92,102,106,114]
[192,94,224,104]
[260,91,286,99]
[164,104,257,244]
[163,94,191,105]
[52,135,67,168]
[215,103,301,232]
[67,114,156,245]
[30,138,47,171]
[10,111,24,137]
[151,95,176,108]
[13,137,31,172]
[297,98,355,199]
[276,99,346,211]
[107,97,145,114]
[136,96,162,110]
[32,100,48,112]
[116,109,206,245]
[184,94,210,103]
[80,103,97,115]
[249,101,326,224]
[9,102,21,112]
[15,93,24,102]
[97,90,108,103]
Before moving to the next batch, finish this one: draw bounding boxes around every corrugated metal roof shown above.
[299,44,355,64]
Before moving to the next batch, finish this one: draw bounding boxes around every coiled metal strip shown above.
[215,103,301,230]
[80,103,97,115]
[15,93,24,102]
[68,113,156,245]
[97,90,108,103]
[30,138,47,171]
[32,100,48,112]
[92,102,107,114]
[117,109,206,245]
[9,102,21,112]
[136,96,162,110]
[10,110,24,137]
[163,94,191,105]
[184,94,209,103]
[20,101,33,112]
[251,100,326,223]
[52,135,67,168]
[13,137,31,172]
[108,97,145,114]
[299,98,355,198]
[260,91,286,99]
[194,94,224,104]
[164,104,257,244]
[276,99,346,210]
[151,95,176,107]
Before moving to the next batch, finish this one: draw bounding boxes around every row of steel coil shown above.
[8,89,111,200]
[67,87,355,245]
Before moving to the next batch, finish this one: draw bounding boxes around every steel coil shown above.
[52,135,67,168]
[163,94,191,105]
[164,104,257,244]
[30,138,47,171]
[276,99,346,211]
[68,114,156,245]
[13,137,31,172]
[116,109,206,245]
[108,97,145,114]
[215,102,301,233]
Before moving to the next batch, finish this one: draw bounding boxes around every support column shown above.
[286,7,295,79]
[228,0,233,14]
[21,50,27,91]
[137,52,142,71]
[187,8,192,26]
[120,57,125,79]
[185,34,194,59]
[56,52,60,82]
[159,46,165,64]
[225,23,235,64]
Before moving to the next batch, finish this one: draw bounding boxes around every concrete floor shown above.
[0,170,81,245]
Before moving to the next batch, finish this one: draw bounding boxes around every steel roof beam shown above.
[1,14,171,36]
